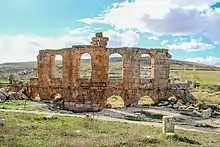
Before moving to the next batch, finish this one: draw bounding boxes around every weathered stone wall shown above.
[29,32,176,111]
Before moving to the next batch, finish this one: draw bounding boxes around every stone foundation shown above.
[64,102,101,112]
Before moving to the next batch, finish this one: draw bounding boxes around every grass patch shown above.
[196,94,220,105]
[0,112,219,146]
[0,80,9,84]
[170,70,220,85]
[138,96,155,106]
[123,114,163,122]
[123,111,163,122]
[107,96,124,108]
[193,88,220,105]
[0,100,48,111]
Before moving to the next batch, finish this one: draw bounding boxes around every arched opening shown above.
[30,92,41,101]
[50,93,64,108]
[109,53,123,80]
[106,95,124,108]
[55,55,62,78]
[80,53,92,80]
[138,95,155,106]
[50,93,62,101]
[140,54,151,79]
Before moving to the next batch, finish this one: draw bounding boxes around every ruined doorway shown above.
[80,53,92,80]
[55,55,62,78]
[109,53,123,80]
[140,54,151,79]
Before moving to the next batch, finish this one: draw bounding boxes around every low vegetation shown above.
[0,57,220,146]
[107,95,155,108]
[0,100,48,111]
[0,112,220,147]
[193,89,220,105]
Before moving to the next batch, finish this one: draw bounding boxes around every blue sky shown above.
[1,0,220,66]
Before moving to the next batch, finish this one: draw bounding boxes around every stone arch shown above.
[140,54,151,79]
[79,53,92,80]
[29,91,41,101]
[49,54,63,78]
[108,53,123,80]
[140,52,155,79]
[50,92,63,101]
[108,48,126,56]
[137,89,156,106]
[138,95,155,106]
[106,95,124,108]
[104,88,124,108]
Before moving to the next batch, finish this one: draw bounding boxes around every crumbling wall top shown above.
[37,33,171,58]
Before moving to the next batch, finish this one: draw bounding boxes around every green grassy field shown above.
[170,70,220,85]
[0,100,48,111]
[0,112,220,147]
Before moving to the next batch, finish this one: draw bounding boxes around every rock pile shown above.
[0,87,29,102]
[156,98,220,118]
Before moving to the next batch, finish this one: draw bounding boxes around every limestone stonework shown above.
[162,116,175,134]
[28,32,192,111]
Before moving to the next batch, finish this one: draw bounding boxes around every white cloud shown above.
[69,26,91,35]
[185,56,220,66]
[161,40,169,46]
[166,39,214,51]
[0,35,89,63]
[103,30,140,47]
[80,0,220,42]
[0,28,140,63]
[148,35,159,40]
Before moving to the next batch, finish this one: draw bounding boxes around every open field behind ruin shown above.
[1,57,220,84]
[0,111,220,147]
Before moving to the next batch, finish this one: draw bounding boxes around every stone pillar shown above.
[90,32,109,84]
[49,55,55,78]
[70,51,79,86]
[132,53,141,84]
[62,51,72,86]
[150,55,155,79]
[37,52,50,100]
[162,116,175,135]
[122,51,140,88]
[91,46,108,83]
[154,50,170,80]
[122,54,133,88]
[37,53,49,83]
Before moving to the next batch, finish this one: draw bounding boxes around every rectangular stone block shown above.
[162,116,175,135]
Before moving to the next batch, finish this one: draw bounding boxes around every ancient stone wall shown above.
[29,32,178,111]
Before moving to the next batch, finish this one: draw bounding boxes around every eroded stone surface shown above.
[162,116,175,134]
[27,32,196,112]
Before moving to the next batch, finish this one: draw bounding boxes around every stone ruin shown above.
[27,32,196,112]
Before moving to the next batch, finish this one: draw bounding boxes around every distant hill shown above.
[0,57,220,82]
[1,57,219,70]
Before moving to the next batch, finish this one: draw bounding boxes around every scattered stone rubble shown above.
[0,87,29,101]
[155,97,220,118]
